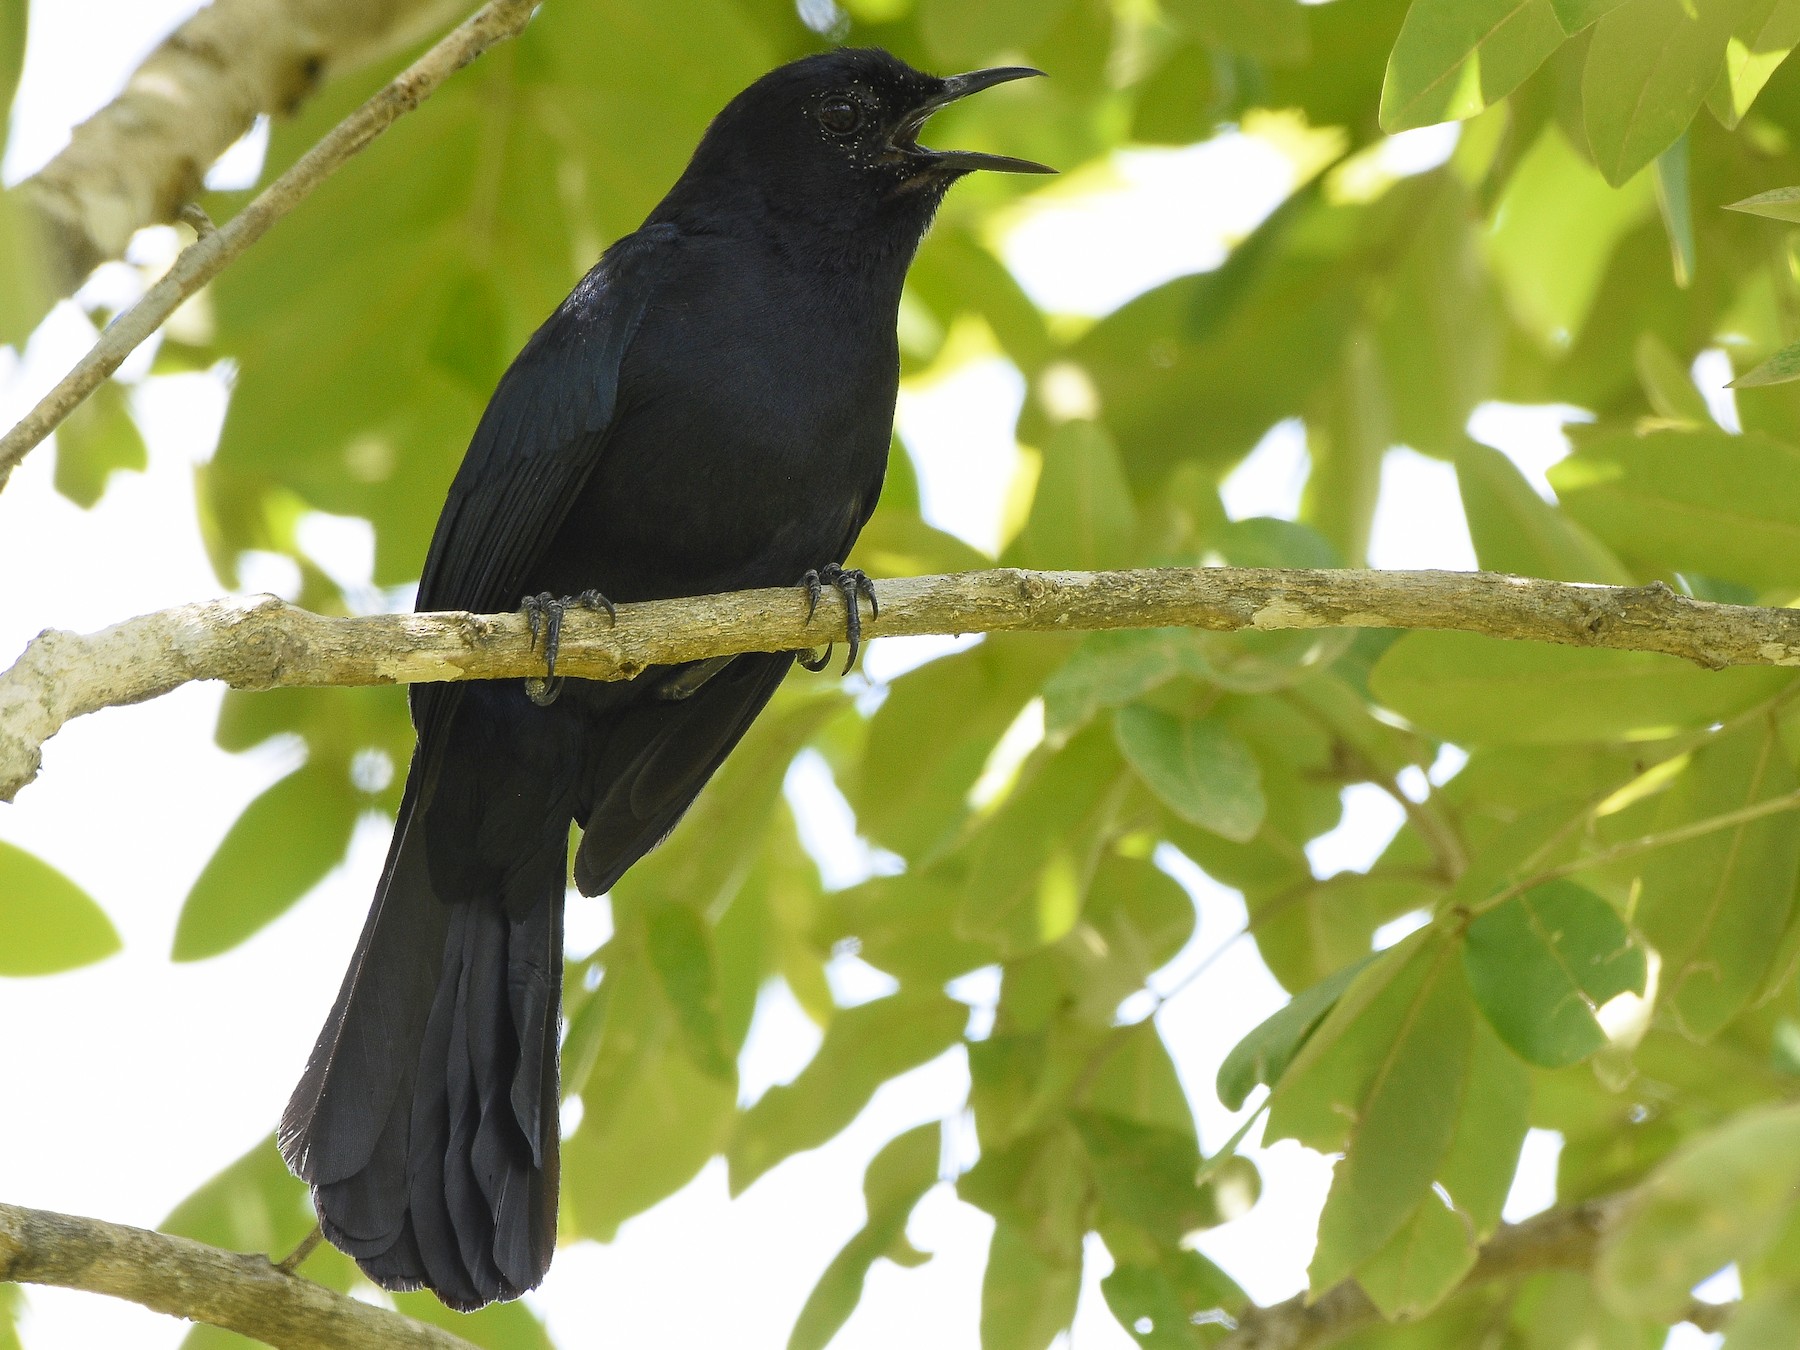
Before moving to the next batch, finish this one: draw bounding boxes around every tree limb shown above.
[0,1200,476,1350]
[0,0,537,490]
[1219,1194,1735,1348]
[17,0,473,296]
[4,566,1800,803]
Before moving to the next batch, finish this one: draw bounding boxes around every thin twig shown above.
[5,567,1800,803]
[0,0,538,490]
[275,1225,324,1274]
[1473,786,1800,919]
[0,1201,476,1350]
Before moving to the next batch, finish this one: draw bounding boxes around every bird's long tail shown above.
[278,767,565,1310]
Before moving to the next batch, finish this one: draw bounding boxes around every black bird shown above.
[278,48,1049,1310]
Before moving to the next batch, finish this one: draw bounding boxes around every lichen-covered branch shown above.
[4,565,1799,802]
[18,0,473,296]
[0,1201,475,1350]
[0,0,537,489]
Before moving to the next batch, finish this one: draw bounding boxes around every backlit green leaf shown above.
[1371,631,1791,744]
[729,991,966,1192]
[1583,0,1752,187]
[173,760,359,961]
[0,841,119,976]
[789,1124,942,1350]
[1634,719,1800,1039]
[1379,0,1565,133]
[1551,426,1800,591]
[1598,1103,1800,1320]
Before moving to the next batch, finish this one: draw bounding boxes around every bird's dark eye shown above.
[817,97,862,135]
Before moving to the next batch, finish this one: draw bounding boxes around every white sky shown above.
[0,6,1716,1350]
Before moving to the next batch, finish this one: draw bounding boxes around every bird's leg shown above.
[656,655,736,701]
[799,563,878,675]
[521,589,618,707]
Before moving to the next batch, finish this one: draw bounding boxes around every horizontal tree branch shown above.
[5,565,1800,802]
[1220,1193,1734,1348]
[0,0,537,490]
[0,1200,476,1350]
[17,0,472,296]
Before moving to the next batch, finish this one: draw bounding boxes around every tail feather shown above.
[280,755,564,1310]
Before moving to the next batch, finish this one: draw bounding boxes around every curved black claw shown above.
[797,643,835,673]
[520,588,618,707]
[799,564,877,675]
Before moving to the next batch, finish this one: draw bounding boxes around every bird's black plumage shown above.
[279,47,1048,1309]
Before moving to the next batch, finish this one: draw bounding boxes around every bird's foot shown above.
[521,589,618,706]
[799,564,877,675]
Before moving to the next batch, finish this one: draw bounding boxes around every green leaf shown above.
[1706,0,1800,128]
[729,991,967,1192]
[1370,631,1791,745]
[1651,134,1694,289]
[1434,1014,1531,1239]
[1379,0,1566,133]
[1550,426,1800,592]
[1598,1102,1800,1320]
[789,1124,942,1350]
[1054,853,1196,1027]
[955,725,1129,959]
[1725,184,1800,223]
[0,840,120,976]
[1633,331,1711,424]
[1113,705,1264,843]
[163,1135,315,1254]
[918,0,1074,67]
[980,1220,1083,1350]
[1163,0,1309,62]
[1733,339,1800,389]
[1216,954,1380,1111]
[1008,420,1137,572]
[644,903,734,1080]
[173,760,359,961]
[1454,440,1632,583]
[1550,0,1629,32]
[1582,0,1752,187]
[1292,937,1475,1293]
[52,379,147,508]
[1352,1192,1478,1320]
[1099,1246,1243,1350]
[849,637,1056,862]
[564,944,737,1242]
[1487,124,1656,350]
[1464,879,1646,1067]
[1042,629,1213,737]
[1635,719,1800,1039]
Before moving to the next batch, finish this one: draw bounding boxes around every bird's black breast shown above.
[530,230,899,604]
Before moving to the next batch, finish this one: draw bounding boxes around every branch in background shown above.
[18,0,473,295]
[1220,1194,1734,1349]
[5,566,1800,802]
[0,0,537,490]
[0,1201,476,1350]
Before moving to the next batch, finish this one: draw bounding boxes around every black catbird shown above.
[279,47,1049,1310]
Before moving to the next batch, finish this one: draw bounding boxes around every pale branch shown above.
[0,0,536,489]
[18,0,473,295]
[1219,1194,1735,1348]
[5,565,1800,803]
[0,1200,477,1350]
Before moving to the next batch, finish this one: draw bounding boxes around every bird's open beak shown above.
[889,67,1056,176]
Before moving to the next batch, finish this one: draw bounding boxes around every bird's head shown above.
[659,48,1052,254]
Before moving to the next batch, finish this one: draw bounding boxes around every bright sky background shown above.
[0,6,1726,1348]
